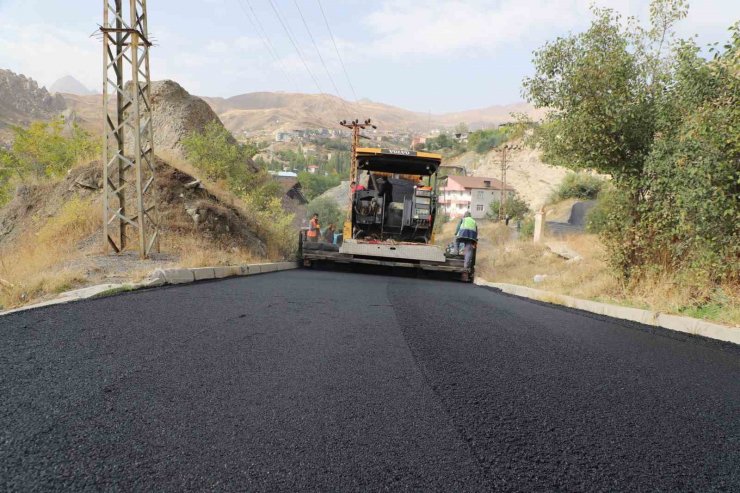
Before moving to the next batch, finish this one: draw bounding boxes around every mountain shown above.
[10,75,544,140]
[199,92,544,137]
[0,69,66,132]
[50,75,94,96]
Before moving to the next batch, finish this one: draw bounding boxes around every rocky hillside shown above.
[141,80,237,164]
[0,69,66,128]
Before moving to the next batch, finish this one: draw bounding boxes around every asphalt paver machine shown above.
[300,121,475,281]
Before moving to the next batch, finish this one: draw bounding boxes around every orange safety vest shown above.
[308,217,320,237]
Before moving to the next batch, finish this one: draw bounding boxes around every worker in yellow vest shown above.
[456,211,478,269]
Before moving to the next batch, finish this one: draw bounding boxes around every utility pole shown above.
[340,118,376,196]
[497,143,520,221]
[100,0,159,259]
[339,119,376,238]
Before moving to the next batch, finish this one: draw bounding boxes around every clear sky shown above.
[0,0,737,113]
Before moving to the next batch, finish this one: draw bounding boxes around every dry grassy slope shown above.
[446,146,570,209]
[0,159,268,309]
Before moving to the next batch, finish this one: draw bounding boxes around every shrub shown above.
[552,173,605,202]
[467,128,510,154]
[182,122,297,258]
[585,185,625,234]
[487,192,531,220]
[10,118,99,178]
[519,217,535,238]
[182,120,259,190]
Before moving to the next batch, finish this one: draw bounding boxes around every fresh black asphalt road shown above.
[1,269,739,491]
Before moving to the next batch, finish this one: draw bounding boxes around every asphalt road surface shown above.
[2,269,739,491]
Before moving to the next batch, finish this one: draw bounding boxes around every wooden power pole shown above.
[100,0,159,259]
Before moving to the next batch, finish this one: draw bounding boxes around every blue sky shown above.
[0,0,737,112]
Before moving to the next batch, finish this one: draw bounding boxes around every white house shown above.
[439,175,515,219]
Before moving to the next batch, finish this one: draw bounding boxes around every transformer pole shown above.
[339,119,376,239]
[101,0,159,259]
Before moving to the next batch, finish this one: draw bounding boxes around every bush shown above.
[552,173,605,202]
[9,118,99,178]
[487,192,530,220]
[467,128,510,154]
[585,185,625,234]
[182,122,297,258]
[182,120,259,191]
[519,216,535,238]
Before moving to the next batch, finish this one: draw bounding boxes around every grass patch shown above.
[473,227,739,326]
[0,196,99,309]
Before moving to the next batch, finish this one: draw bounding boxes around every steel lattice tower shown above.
[101,0,159,258]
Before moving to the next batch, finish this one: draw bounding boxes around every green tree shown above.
[524,1,738,285]
[297,172,341,201]
[522,1,687,277]
[487,192,531,220]
[11,118,98,178]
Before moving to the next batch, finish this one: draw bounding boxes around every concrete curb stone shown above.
[191,267,216,281]
[475,279,739,345]
[1,261,299,316]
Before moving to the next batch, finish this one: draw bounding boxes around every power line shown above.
[292,0,353,120]
[236,0,297,91]
[292,0,343,99]
[266,0,324,95]
[316,0,358,102]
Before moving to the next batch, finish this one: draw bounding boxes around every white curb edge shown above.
[475,279,740,345]
[0,261,299,316]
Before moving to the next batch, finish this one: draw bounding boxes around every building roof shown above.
[445,175,515,191]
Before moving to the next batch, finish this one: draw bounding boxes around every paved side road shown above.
[1,270,738,491]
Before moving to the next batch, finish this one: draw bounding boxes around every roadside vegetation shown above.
[0,117,99,206]
[548,173,605,203]
[182,121,296,258]
[487,192,530,221]
[520,0,739,323]
[0,196,98,308]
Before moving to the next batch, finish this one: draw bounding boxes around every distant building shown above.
[439,175,515,219]
[307,164,319,174]
[411,136,427,148]
[274,131,293,143]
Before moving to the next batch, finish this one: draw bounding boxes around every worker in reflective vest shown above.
[456,211,478,269]
[307,213,320,242]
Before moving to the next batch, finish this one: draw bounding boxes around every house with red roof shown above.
[439,175,516,219]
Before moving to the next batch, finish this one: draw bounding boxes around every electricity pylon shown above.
[100,0,159,258]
